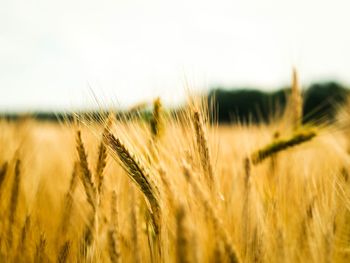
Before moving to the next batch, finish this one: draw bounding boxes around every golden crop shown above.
[1,82,350,262]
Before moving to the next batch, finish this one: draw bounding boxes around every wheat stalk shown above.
[130,187,141,263]
[108,191,121,263]
[241,158,251,259]
[175,204,190,263]
[158,166,176,210]
[182,161,240,263]
[59,162,79,237]
[8,159,21,247]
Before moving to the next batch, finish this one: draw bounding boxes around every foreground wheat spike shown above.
[8,159,21,247]
[176,204,190,263]
[291,68,303,129]
[251,129,317,165]
[104,131,161,233]
[108,191,121,263]
[192,110,214,186]
[76,130,97,210]
[183,161,240,263]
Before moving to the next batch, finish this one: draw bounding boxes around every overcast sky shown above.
[1,0,350,111]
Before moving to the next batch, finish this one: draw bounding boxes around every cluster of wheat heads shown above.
[1,84,350,261]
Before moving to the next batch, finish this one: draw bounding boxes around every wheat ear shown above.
[192,110,215,189]
[251,129,316,164]
[0,161,8,191]
[104,131,160,233]
[291,68,303,129]
[95,131,107,195]
[150,97,163,140]
[76,130,97,210]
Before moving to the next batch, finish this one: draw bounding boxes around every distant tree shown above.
[303,81,348,123]
[209,81,348,124]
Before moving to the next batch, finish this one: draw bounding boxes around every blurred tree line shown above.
[1,81,348,124]
[208,81,348,124]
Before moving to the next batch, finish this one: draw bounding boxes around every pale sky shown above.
[1,0,350,111]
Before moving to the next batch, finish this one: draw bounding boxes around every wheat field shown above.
[1,79,350,263]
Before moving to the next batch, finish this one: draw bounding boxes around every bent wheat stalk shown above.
[251,129,317,165]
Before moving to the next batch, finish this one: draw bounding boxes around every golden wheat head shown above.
[103,131,161,232]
